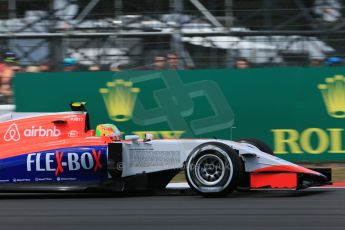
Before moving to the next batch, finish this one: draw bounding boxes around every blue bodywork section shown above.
[0,146,108,184]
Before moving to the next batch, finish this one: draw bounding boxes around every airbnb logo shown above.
[3,124,62,142]
[24,126,61,137]
[4,123,21,142]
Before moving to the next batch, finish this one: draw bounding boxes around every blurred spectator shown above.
[63,57,78,72]
[110,63,122,72]
[325,56,344,66]
[0,51,16,104]
[25,66,40,73]
[11,62,23,72]
[39,63,51,72]
[313,0,342,23]
[167,53,178,69]
[88,65,101,71]
[309,58,324,67]
[12,65,23,73]
[235,58,250,69]
[3,51,21,72]
[154,56,166,70]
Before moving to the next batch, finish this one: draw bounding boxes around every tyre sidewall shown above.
[185,142,243,196]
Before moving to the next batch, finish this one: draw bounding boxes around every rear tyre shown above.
[236,138,274,155]
[185,142,244,197]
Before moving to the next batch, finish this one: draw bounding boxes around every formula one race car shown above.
[0,103,330,197]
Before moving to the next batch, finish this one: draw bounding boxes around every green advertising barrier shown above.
[14,67,345,162]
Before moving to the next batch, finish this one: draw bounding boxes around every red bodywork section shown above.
[250,165,324,189]
[250,173,297,189]
[0,112,111,159]
[253,165,321,176]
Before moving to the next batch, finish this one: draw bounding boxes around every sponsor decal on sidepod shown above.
[4,124,61,142]
[26,150,103,176]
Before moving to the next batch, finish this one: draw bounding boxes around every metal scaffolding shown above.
[0,0,343,70]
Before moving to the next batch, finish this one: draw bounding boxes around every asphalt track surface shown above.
[0,188,345,230]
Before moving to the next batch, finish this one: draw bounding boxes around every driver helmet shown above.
[95,124,121,140]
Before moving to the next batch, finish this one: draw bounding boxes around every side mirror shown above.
[125,135,140,142]
[144,133,154,142]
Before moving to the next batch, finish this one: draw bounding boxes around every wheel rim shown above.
[195,154,225,186]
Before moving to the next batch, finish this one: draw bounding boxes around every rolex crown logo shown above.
[99,79,140,122]
[318,75,345,118]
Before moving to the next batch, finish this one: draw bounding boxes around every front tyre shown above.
[236,138,274,155]
[185,142,243,197]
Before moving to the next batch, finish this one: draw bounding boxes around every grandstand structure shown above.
[0,0,344,70]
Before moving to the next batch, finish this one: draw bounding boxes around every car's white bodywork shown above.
[121,139,299,177]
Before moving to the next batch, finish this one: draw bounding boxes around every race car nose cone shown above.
[301,172,331,188]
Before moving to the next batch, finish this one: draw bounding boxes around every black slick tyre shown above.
[185,142,244,197]
[235,138,274,155]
